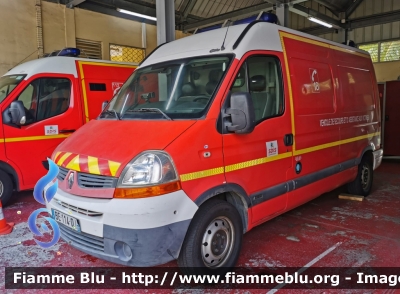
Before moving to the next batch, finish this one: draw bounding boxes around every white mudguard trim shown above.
[373,149,383,170]
[46,189,198,237]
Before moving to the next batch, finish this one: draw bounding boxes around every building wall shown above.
[0,0,37,75]
[374,61,400,82]
[0,0,189,76]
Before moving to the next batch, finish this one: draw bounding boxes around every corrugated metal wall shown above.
[290,0,400,44]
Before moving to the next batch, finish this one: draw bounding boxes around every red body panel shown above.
[76,61,136,122]
[0,61,135,191]
[56,119,197,177]
[51,32,380,235]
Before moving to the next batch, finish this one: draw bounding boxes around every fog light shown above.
[114,241,133,261]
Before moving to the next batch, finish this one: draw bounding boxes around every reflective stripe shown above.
[4,134,70,143]
[56,151,121,176]
[293,132,381,156]
[180,133,380,182]
[225,152,292,173]
[0,208,4,220]
[57,152,72,166]
[180,167,224,182]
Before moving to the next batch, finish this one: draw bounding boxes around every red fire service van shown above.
[47,21,382,274]
[0,49,136,205]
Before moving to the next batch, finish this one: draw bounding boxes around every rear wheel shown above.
[0,170,13,206]
[178,199,243,275]
[347,156,373,196]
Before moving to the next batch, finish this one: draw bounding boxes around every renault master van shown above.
[47,21,382,274]
[0,52,136,205]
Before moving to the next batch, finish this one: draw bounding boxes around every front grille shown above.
[59,224,104,252]
[57,166,69,181]
[54,198,103,217]
[78,173,117,189]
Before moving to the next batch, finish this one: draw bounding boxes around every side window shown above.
[16,78,71,124]
[231,56,284,122]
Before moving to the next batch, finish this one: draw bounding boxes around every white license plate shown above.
[52,209,80,232]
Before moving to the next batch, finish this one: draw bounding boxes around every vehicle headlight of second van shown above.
[114,151,181,199]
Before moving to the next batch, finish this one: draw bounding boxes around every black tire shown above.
[347,156,373,196]
[0,170,13,206]
[178,199,243,276]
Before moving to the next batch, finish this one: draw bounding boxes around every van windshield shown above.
[100,55,232,120]
[0,75,26,103]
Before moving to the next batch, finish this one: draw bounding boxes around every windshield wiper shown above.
[101,109,120,120]
[126,108,173,120]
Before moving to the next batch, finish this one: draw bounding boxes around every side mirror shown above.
[9,101,26,126]
[101,101,109,111]
[224,92,255,134]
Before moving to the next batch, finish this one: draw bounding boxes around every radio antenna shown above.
[221,20,232,51]
[9,50,38,71]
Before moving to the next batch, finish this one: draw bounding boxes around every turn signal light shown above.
[113,181,182,199]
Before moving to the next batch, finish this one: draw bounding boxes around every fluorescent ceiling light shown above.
[308,17,332,28]
[117,8,157,21]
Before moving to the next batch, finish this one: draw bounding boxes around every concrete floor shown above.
[1,159,399,293]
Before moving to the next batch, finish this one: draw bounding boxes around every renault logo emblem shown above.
[68,172,74,189]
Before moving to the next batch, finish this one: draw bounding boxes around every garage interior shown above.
[1,0,400,291]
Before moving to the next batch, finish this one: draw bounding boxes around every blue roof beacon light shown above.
[57,48,81,57]
[233,12,278,25]
[44,48,81,58]
[195,12,278,34]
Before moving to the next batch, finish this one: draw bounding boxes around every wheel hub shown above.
[361,164,370,190]
[201,217,234,267]
[0,181,3,198]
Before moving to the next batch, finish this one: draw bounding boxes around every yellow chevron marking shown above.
[57,152,72,166]
[66,155,81,172]
[88,156,101,175]
[53,151,61,161]
[108,161,121,177]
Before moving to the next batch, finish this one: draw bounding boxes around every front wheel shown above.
[178,199,243,275]
[0,170,13,206]
[347,156,373,196]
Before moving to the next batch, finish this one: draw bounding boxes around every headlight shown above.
[114,151,181,199]
[118,152,178,187]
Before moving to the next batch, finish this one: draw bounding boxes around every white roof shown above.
[4,57,136,79]
[141,22,369,67]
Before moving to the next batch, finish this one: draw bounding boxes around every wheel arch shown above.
[0,161,20,191]
[194,183,250,233]
[360,146,374,166]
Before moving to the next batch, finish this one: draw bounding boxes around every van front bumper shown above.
[373,149,383,170]
[46,189,198,266]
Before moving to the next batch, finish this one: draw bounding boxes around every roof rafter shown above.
[184,2,274,31]
[289,3,345,29]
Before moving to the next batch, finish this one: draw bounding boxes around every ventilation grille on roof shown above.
[76,38,102,59]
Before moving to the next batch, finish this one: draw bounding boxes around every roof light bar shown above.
[117,8,157,21]
[308,17,332,28]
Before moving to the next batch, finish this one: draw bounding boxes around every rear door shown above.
[77,61,136,122]
[2,74,83,188]
[384,81,400,156]
[222,53,293,225]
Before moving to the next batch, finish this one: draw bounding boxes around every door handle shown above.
[60,129,76,134]
[284,134,293,146]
